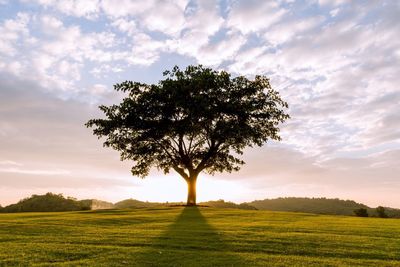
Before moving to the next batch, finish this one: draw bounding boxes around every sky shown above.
[0,0,399,208]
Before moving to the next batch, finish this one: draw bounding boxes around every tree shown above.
[0,193,89,213]
[376,206,388,218]
[354,208,369,217]
[86,65,289,205]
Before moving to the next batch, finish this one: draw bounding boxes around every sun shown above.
[120,174,251,204]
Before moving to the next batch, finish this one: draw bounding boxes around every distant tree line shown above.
[354,206,389,218]
[199,200,257,210]
[0,194,399,218]
[247,197,400,218]
[353,208,369,217]
[0,193,90,213]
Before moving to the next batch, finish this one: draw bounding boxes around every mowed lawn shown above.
[0,207,399,266]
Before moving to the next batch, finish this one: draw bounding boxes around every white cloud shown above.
[139,0,186,36]
[7,61,24,76]
[318,0,346,6]
[100,0,154,17]
[124,33,165,66]
[57,0,100,18]
[88,83,108,95]
[227,1,400,162]
[197,32,246,65]
[23,0,100,18]
[0,13,128,92]
[40,21,118,63]
[184,0,223,36]
[111,18,137,36]
[0,167,71,175]
[105,0,187,35]
[228,46,269,75]
[90,64,124,77]
[169,0,225,63]
[40,15,63,34]
[227,1,287,34]
[330,8,340,17]
[0,12,30,56]
[265,16,324,45]
[0,160,22,166]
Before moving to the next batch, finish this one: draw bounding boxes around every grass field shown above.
[0,207,399,266]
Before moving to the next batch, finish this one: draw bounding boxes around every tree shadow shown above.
[136,207,246,266]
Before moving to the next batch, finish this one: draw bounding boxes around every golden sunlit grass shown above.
[0,207,399,266]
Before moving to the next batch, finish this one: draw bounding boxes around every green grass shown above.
[0,207,399,266]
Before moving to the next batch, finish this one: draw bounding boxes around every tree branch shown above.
[195,141,221,172]
[173,166,189,181]
[152,139,179,167]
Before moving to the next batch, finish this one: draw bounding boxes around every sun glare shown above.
[127,174,250,204]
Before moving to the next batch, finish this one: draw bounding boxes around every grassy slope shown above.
[0,207,399,266]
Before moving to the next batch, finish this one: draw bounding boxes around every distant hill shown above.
[199,200,257,210]
[381,207,400,218]
[248,197,367,215]
[79,199,115,210]
[247,197,400,218]
[0,193,89,213]
[114,199,160,209]
[1,194,399,217]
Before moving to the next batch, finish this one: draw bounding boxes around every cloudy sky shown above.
[0,0,399,207]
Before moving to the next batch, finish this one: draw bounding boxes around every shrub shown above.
[354,208,369,217]
[376,206,388,218]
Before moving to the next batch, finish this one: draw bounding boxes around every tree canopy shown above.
[376,206,388,218]
[0,193,89,213]
[354,208,369,217]
[86,65,289,205]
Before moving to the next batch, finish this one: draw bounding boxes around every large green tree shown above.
[86,65,289,205]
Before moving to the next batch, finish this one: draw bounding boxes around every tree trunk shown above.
[186,176,197,206]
